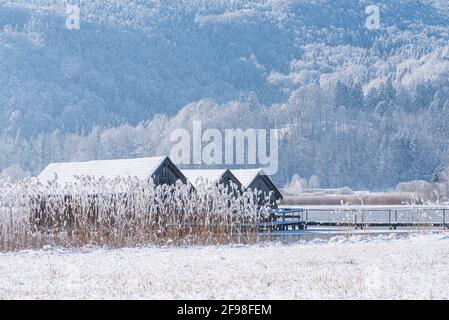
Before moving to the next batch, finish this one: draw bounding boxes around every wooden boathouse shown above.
[38,156,187,186]
[182,169,242,190]
[232,169,283,207]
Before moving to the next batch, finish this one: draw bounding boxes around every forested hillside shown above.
[1,0,449,189]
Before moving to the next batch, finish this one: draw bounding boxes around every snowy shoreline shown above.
[1,232,448,299]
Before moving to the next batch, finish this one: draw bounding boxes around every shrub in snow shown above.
[308,175,320,190]
[1,165,28,182]
[395,180,444,202]
[283,174,306,196]
[339,187,354,195]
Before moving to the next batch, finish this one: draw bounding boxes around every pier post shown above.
[305,210,308,229]
[444,209,447,228]
[388,210,392,230]
[394,210,398,230]
[361,211,364,230]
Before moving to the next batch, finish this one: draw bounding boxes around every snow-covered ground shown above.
[1,233,449,299]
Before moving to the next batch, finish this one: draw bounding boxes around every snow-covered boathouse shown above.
[181,169,242,190]
[232,169,283,206]
[38,156,187,186]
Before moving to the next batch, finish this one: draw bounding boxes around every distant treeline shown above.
[2,79,449,191]
[1,0,449,190]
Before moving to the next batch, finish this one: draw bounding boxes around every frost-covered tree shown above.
[1,164,28,182]
[1,0,449,191]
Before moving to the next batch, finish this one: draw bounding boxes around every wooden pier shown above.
[259,207,449,232]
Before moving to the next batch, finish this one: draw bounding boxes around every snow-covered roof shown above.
[182,169,230,188]
[38,156,168,184]
[231,169,265,188]
[232,169,283,199]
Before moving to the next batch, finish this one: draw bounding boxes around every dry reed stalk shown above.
[0,177,266,252]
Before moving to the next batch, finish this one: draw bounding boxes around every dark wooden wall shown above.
[152,161,185,185]
[249,176,282,207]
[220,171,242,190]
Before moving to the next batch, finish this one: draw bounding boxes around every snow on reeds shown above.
[0,177,269,252]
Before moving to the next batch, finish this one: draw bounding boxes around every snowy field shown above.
[1,233,448,299]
